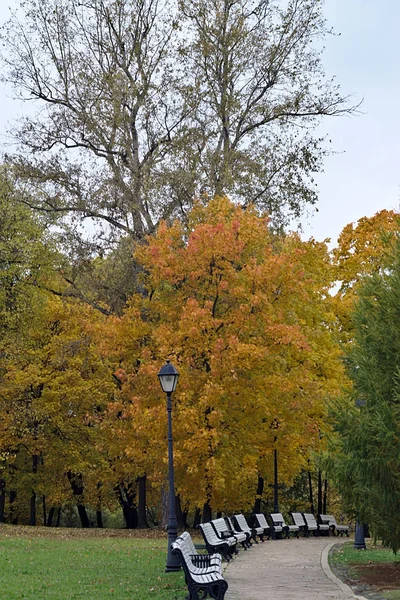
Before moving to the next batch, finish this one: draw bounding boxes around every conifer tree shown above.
[329,233,400,552]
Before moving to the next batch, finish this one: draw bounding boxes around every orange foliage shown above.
[102,197,345,512]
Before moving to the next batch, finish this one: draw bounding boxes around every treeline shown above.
[0,179,398,529]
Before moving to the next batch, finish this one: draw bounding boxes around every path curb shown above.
[321,541,368,600]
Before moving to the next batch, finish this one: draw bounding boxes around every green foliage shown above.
[0,534,186,599]
[328,235,400,553]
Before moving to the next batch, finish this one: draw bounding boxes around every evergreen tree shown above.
[329,232,400,552]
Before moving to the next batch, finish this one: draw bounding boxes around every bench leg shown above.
[187,580,228,600]
[209,580,228,600]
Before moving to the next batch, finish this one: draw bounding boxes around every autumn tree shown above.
[103,197,345,515]
[331,209,400,346]
[0,293,115,526]
[0,171,116,525]
[328,235,400,552]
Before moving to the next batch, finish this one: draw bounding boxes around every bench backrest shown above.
[270,512,286,526]
[234,514,251,533]
[199,522,222,544]
[254,513,269,529]
[179,530,198,555]
[213,517,233,536]
[291,512,306,527]
[172,533,197,570]
[303,513,318,527]
[320,514,336,525]
[172,532,224,580]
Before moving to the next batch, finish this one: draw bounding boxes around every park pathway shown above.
[224,536,367,600]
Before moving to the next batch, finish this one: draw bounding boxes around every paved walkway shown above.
[224,537,367,600]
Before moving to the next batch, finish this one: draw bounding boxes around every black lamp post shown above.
[273,448,279,513]
[158,359,181,572]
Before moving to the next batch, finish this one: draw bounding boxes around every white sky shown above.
[0,0,399,247]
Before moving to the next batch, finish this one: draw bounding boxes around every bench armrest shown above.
[220,530,233,539]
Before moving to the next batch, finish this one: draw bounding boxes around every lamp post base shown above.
[165,532,181,572]
[165,565,182,573]
[354,523,366,550]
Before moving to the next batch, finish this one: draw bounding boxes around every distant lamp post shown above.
[270,419,280,513]
[273,447,279,513]
[158,359,181,572]
[354,399,367,550]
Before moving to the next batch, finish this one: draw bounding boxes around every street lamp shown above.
[158,359,181,572]
[273,447,279,513]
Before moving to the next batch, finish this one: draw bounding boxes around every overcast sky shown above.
[0,0,399,247]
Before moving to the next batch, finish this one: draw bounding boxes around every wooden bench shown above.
[199,522,236,561]
[319,514,349,536]
[233,513,266,543]
[253,513,271,539]
[223,516,251,548]
[289,512,308,536]
[303,513,330,536]
[270,512,300,538]
[171,532,228,600]
[212,517,246,550]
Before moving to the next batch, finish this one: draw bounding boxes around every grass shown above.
[330,542,400,600]
[0,533,188,599]
[330,542,400,566]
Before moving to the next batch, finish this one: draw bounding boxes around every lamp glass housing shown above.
[158,360,179,393]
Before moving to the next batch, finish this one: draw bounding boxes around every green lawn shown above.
[0,535,187,599]
[331,542,400,566]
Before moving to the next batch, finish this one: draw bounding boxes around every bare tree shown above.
[0,0,356,243]
[1,0,187,242]
[178,0,357,229]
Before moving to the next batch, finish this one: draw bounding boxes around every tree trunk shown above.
[323,479,328,514]
[67,472,90,528]
[77,504,90,528]
[96,482,103,528]
[47,506,55,527]
[114,483,138,529]
[96,510,103,528]
[56,507,61,527]
[202,502,212,523]
[193,508,201,529]
[176,496,188,529]
[29,454,38,526]
[137,475,148,528]
[42,495,47,526]
[317,470,323,516]
[308,471,315,514]
[10,490,18,524]
[29,491,36,526]
[0,480,5,523]
[253,475,264,514]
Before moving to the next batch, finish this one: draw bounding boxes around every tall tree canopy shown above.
[328,234,400,553]
[103,196,345,512]
[0,0,354,247]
